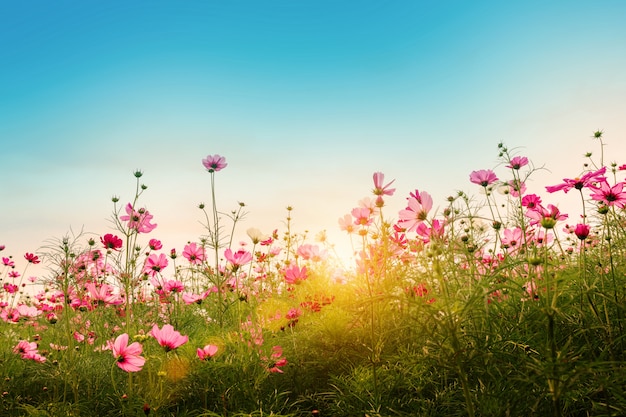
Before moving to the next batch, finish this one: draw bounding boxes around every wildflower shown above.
[469,169,498,187]
[101,234,123,251]
[501,227,523,253]
[574,223,591,240]
[182,242,206,265]
[267,345,288,373]
[372,172,396,196]
[526,204,568,229]
[589,180,626,208]
[109,333,145,372]
[14,340,46,363]
[85,282,123,306]
[521,194,542,209]
[24,253,40,264]
[506,156,529,170]
[197,344,219,360]
[398,190,433,232]
[246,228,268,244]
[120,203,157,234]
[202,154,227,172]
[148,239,162,251]
[224,248,252,270]
[545,167,606,193]
[351,207,372,227]
[296,244,327,262]
[283,265,308,284]
[2,257,14,267]
[143,253,168,277]
[149,324,188,352]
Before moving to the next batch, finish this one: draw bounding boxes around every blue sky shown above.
[1,1,626,273]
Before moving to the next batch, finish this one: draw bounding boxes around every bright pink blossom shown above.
[574,223,591,240]
[101,234,123,251]
[470,169,498,187]
[506,156,529,170]
[224,248,252,269]
[24,253,40,264]
[589,180,626,208]
[120,203,157,233]
[149,324,188,352]
[183,242,206,264]
[197,344,219,360]
[143,253,168,277]
[283,265,308,284]
[202,154,227,172]
[546,167,607,194]
[109,333,145,372]
[148,239,163,251]
[526,204,568,229]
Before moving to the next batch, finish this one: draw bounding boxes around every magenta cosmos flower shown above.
[202,154,227,172]
[505,156,529,170]
[150,324,188,352]
[469,169,498,187]
[109,333,145,372]
[143,253,169,277]
[120,203,157,233]
[589,180,626,208]
[101,233,123,251]
[183,242,206,264]
[545,167,606,194]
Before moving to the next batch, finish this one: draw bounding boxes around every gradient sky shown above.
[2,1,626,276]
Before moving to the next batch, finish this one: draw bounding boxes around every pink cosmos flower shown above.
[589,180,626,208]
[101,234,123,251]
[506,156,529,170]
[224,248,252,269]
[2,257,15,267]
[267,345,288,373]
[149,324,188,352]
[202,154,227,172]
[372,172,396,196]
[120,203,157,234]
[183,242,206,265]
[397,190,433,232]
[501,227,523,253]
[296,244,327,262]
[351,207,373,227]
[521,194,542,209]
[526,204,568,229]
[469,169,498,187]
[148,239,163,251]
[545,167,607,194]
[85,282,123,306]
[338,214,357,234]
[197,344,219,360]
[143,253,168,277]
[109,333,145,372]
[24,253,40,264]
[283,265,308,284]
[574,223,591,240]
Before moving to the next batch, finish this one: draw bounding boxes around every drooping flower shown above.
[149,324,188,352]
[183,242,206,265]
[545,167,607,194]
[101,234,123,251]
[589,180,626,208]
[143,253,169,277]
[469,169,498,187]
[202,154,227,172]
[197,344,219,360]
[120,203,157,234]
[109,333,145,372]
[372,172,396,196]
[246,228,268,245]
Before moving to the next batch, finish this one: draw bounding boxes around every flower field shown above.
[2,132,626,416]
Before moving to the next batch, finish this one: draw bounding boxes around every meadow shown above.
[2,132,626,416]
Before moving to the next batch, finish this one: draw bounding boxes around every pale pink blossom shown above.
[109,333,145,372]
[149,324,188,352]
